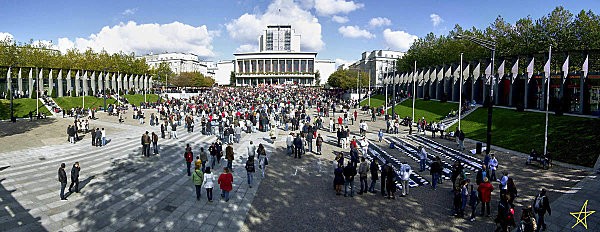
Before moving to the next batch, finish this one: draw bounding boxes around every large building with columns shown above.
[215,25,335,86]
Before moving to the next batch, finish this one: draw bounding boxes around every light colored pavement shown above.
[0,118,273,231]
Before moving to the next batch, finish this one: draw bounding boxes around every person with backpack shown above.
[192,165,204,201]
[357,157,369,195]
[519,206,537,232]
[184,144,194,176]
[496,194,515,232]
[245,156,256,188]
[400,161,412,196]
[533,189,551,231]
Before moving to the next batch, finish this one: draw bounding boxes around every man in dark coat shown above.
[69,162,80,193]
[95,128,102,147]
[369,159,379,193]
[58,163,68,200]
[91,128,96,146]
[533,189,552,231]
[343,161,357,197]
[306,131,314,153]
[293,134,303,158]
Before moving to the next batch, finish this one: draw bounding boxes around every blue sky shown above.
[1,0,598,66]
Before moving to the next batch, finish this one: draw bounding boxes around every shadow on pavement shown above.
[0,178,46,231]
[0,118,57,138]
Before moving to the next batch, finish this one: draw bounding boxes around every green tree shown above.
[327,69,369,89]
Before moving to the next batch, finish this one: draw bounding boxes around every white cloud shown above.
[382,28,418,51]
[57,21,217,57]
[338,25,374,39]
[331,15,349,23]
[335,58,354,68]
[430,13,443,27]
[0,32,14,42]
[122,8,138,16]
[236,44,258,52]
[226,0,324,51]
[369,17,391,27]
[314,0,364,16]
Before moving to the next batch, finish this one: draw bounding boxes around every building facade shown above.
[140,52,209,76]
[347,50,405,87]
[215,25,335,86]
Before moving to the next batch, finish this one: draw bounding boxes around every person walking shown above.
[192,166,204,201]
[357,157,369,195]
[400,161,412,196]
[226,143,235,171]
[380,161,388,197]
[306,131,313,153]
[378,129,384,143]
[468,184,479,222]
[293,134,303,159]
[257,144,268,178]
[489,154,498,181]
[203,167,215,202]
[430,156,442,190]
[58,163,68,200]
[343,161,357,197]
[315,134,324,155]
[460,179,470,217]
[171,122,178,139]
[69,162,80,193]
[184,144,194,176]
[151,132,159,155]
[533,189,551,231]
[199,147,208,172]
[218,167,234,202]
[368,159,379,193]
[247,141,256,158]
[245,156,256,188]
[477,177,494,217]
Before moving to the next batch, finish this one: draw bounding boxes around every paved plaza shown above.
[0,108,599,232]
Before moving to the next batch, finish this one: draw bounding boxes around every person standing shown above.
[430,156,442,190]
[533,189,551,231]
[69,162,80,193]
[225,143,235,171]
[286,133,294,156]
[368,159,379,193]
[477,177,494,217]
[458,130,466,151]
[343,161,357,197]
[192,166,204,201]
[91,127,96,146]
[257,144,268,178]
[400,161,412,196]
[306,131,313,153]
[357,158,369,195]
[333,164,345,196]
[476,164,491,186]
[199,147,208,172]
[218,167,234,202]
[58,163,68,200]
[378,129,384,143]
[203,167,214,202]
[247,141,256,158]
[380,161,388,197]
[95,128,102,147]
[184,144,194,176]
[418,146,428,172]
[489,154,498,181]
[385,163,396,199]
[245,156,256,188]
[293,134,303,159]
[171,122,178,139]
[101,128,106,146]
[151,132,159,155]
[142,131,151,157]
[468,185,479,222]
[315,134,324,155]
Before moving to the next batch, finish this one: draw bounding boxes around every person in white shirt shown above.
[400,162,412,196]
[418,146,428,172]
[360,137,369,158]
[488,154,499,181]
[202,167,215,202]
[101,128,106,146]
[286,133,294,155]
[247,141,257,158]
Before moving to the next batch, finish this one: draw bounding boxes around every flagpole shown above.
[412,60,416,123]
[459,53,463,130]
[543,45,552,156]
[368,72,371,106]
[36,68,40,117]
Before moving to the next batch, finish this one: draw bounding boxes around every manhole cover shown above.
[163,205,177,212]
[39,157,46,161]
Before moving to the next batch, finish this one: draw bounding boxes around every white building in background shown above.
[140,52,209,76]
[347,50,405,87]
[215,25,335,86]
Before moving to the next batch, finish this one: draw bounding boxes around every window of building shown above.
[308,60,314,73]
[286,60,292,72]
[293,60,299,72]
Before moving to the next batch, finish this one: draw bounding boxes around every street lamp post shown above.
[392,60,397,119]
[456,34,496,154]
[459,53,463,130]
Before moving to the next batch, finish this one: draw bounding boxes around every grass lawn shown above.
[451,107,600,167]
[359,95,386,108]
[0,98,51,119]
[54,96,118,110]
[388,99,458,122]
[123,94,161,106]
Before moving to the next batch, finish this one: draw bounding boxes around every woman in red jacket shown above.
[477,177,494,217]
[218,167,234,202]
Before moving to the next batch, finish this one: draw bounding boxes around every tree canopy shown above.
[327,69,369,89]
[397,7,600,73]
[170,72,215,87]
